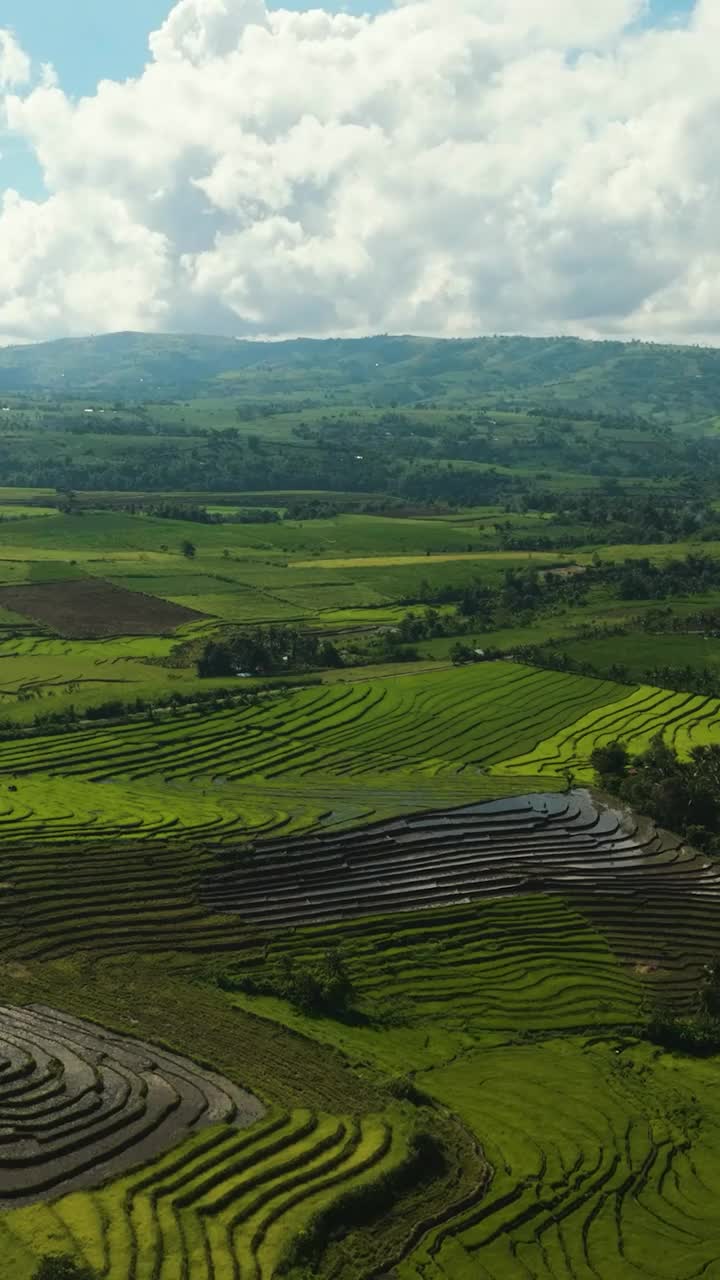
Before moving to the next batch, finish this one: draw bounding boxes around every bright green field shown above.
[0,662,719,842]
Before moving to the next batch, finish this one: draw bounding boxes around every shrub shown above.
[450,641,478,665]
[219,949,355,1018]
[590,740,629,783]
[33,1257,97,1280]
[646,1008,720,1056]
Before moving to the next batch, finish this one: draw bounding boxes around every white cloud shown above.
[1,0,719,344]
[0,190,171,343]
[149,0,270,64]
[0,29,30,89]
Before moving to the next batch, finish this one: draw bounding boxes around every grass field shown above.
[558,629,720,677]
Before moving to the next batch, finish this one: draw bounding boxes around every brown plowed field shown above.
[0,579,205,636]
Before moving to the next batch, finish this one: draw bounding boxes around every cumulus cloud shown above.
[0,189,171,342]
[0,0,719,344]
[0,29,30,89]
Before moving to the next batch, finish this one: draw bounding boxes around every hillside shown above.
[2,331,720,421]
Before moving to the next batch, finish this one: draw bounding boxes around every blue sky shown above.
[0,0,698,200]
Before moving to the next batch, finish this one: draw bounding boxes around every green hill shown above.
[2,331,720,421]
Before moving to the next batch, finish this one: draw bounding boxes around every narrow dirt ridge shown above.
[0,1005,264,1206]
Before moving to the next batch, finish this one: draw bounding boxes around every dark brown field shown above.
[0,578,204,637]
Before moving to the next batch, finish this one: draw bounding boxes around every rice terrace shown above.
[0,333,720,1280]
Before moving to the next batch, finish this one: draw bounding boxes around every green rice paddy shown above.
[0,661,719,851]
[0,505,718,1279]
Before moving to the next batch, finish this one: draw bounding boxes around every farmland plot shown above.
[0,662,716,1280]
[0,579,204,637]
[204,790,720,1006]
[0,663,627,783]
[493,681,720,778]
[219,882,720,1280]
[0,1006,262,1206]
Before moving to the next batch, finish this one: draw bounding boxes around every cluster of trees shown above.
[603,553,720,601]
[592,738,720,1053]
[533,492,716,545]
[640,605,720,635]
[450,642,500,665]
[285,499,340,520]
[591,735,720,857]
[387,607,471,644]
[8,418,720,527]
[647,960,720,1055]
[197,626,343,678]
[219,949,354,1017]
[137,502,215,523]
[405,566,587,626]
[133,502,280,525]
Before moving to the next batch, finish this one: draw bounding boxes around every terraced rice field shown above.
[224,892,645,1073]
[0,661,719,1279]
[412,1037,720,1280]
[0,663,632,785]
[220,883,720,1279]
[0,1006,262,1206]
[2,665,720,802]
[205,790,720,1007]
[494,681,720,778]
[0,661,718,874]
[0,1101,427,1280]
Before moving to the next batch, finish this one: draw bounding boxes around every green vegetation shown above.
[591,734,720,855]
[0,333,718,1278]
[3,333,720,426]
[33,1259,97,1280]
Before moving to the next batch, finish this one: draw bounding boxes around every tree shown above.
[33,1256,97,1280]
[700,959,720,1018]
[197,641,235,678]
[281,949,354,1016]
[450,641,477,666]
[318,640,343,669]
[590,741,629,782]
[181,539,196,558]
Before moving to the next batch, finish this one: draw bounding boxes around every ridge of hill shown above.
[2,331,720,420]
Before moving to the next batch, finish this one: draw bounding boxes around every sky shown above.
[0,0,714,346]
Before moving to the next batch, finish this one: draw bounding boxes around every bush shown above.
[590,740,628,782]
[219,949,355,1018]
[646,1009,720,1056]
[284,949,354,1015]
[33,1257,97,1280]
[450,641,478,666]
